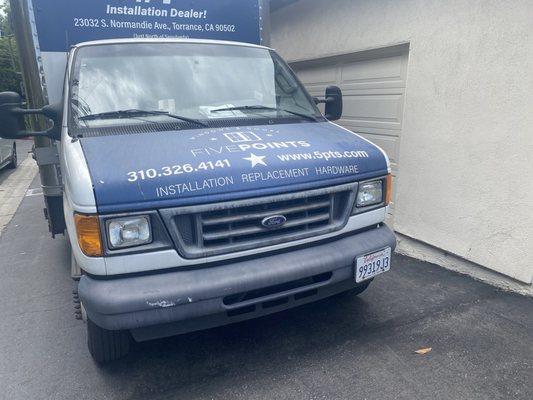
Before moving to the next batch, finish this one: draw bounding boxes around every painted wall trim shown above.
[282,42,410,66]
[396,232,533,296]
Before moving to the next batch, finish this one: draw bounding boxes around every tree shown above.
[0,1,23,94]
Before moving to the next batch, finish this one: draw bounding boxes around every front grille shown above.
[159,183,357,258]
[223,272,332,306]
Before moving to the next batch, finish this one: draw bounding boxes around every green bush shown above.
[0,2,22,93]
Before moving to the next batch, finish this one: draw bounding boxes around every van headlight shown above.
[107,216,152,249]
[356,180,383,208]
[352,175,392,214]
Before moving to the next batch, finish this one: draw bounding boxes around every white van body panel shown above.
[61,137,97,214]
[63,191,106,276]
[60,94,104,274]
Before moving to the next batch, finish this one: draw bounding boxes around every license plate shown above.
[355,247,392,283]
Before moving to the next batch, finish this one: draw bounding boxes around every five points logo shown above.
[224,132,262,143]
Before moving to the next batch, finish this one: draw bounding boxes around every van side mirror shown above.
[323,85,342,121]
[0,91,62,140]
[0,92,26,139]
[315,86,343,121]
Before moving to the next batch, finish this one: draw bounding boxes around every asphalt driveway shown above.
[0,177,531,400]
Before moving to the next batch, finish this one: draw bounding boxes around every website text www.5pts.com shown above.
[277,150,370,162]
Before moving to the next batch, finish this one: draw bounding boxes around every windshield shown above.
[69,42,322,130]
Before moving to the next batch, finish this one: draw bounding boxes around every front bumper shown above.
[79,224,396,341]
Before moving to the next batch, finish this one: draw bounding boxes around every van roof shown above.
[72,38,272,50]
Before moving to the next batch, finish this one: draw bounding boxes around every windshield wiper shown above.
[211,105,318,122]
[78,109,208,127]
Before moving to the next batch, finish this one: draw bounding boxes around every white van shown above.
[0,39,395,363]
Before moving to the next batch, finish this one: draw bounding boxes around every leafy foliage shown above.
[0,1,23,93]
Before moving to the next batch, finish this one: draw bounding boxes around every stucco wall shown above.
[271,0,533,284]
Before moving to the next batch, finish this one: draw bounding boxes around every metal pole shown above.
[9,0,64,235]
[7,35,17,70]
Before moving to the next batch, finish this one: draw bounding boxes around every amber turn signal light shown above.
[385,174,393,206]
[74,213,103,257]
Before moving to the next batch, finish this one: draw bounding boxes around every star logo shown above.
[243,153,267,168]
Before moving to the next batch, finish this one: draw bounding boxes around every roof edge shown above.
[72,38,272,50]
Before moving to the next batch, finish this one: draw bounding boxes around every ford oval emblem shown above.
[261,215,287,229]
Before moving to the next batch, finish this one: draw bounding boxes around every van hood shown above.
[79,122,389,213]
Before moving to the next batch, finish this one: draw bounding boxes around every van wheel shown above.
[7,144,17,169]
[87,318,131,364]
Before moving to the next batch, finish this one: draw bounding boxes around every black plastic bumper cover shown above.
[79,224,396,339]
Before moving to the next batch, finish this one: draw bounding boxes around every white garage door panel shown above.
[342,94,404,123]
[340,56,404,85]
[297,65,337,86]
[340,120,402,136]
[292,46,409,223]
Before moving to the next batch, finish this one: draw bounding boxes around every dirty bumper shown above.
[78,224,396,341]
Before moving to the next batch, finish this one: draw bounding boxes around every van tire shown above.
[6,144,17,169]
[87,318,131,364]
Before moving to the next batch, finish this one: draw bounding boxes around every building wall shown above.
[271,0,533,284]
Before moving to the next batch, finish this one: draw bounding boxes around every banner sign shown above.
[31,0,262,52]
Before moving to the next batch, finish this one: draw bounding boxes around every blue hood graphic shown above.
[80,122,389,213]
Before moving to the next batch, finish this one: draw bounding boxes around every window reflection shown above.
[70,43,320,128]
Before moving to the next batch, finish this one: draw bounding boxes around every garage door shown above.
[291,45,409,222]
